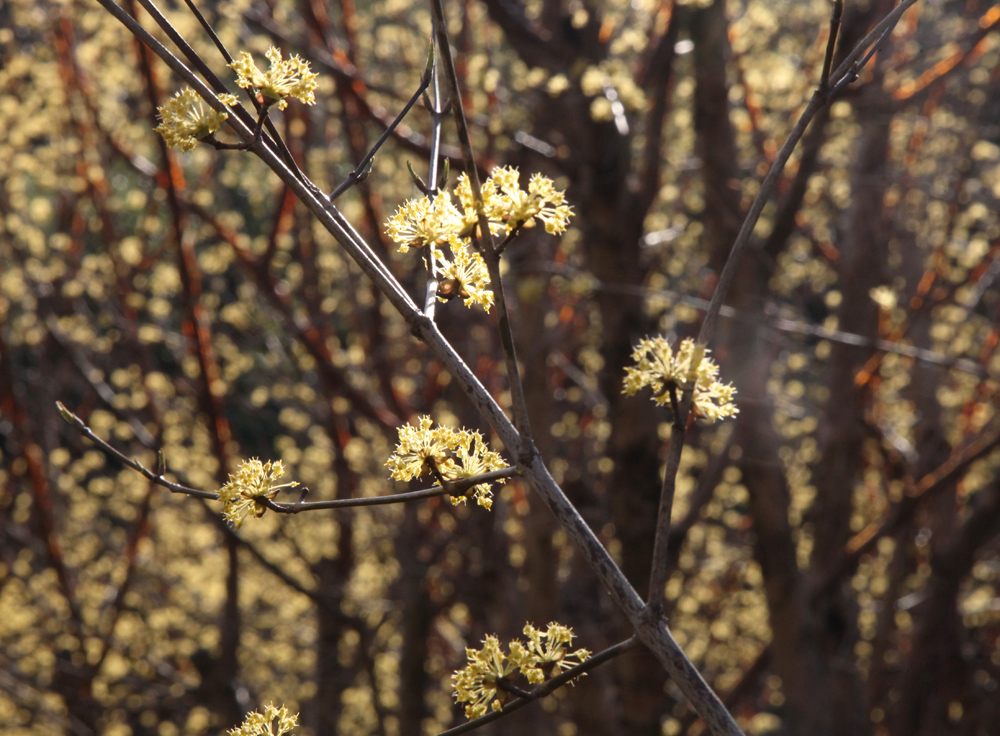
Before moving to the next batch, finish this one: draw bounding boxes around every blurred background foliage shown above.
[1,0,1000,735]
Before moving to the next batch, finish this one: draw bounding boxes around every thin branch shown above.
[436,638,639,736]
[422,54,446,317]
[56,401,219,499]
[181,0,231,63]
[530,261,989,377]
[429,0,534,451]
[696,0,918,349]
[264,468,519,512]
[646,394,689,608]
[820,0,844,91]
[57,400,518,511]
[329,43,436,200]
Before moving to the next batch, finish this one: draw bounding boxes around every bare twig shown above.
[56,401,218,499]
[530,261,989,377]
[263,467,519,512]
[329,43,436,200]
[646,392,690,608]
[428,0,535,451]
[696,0,918,349]
[423,34,447,318]
[820,0,844,91]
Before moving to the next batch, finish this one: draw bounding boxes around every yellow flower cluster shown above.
[456,167,574,237]
[385,167,573,311]
[385,416,507,510]
[154,88,238,151]
[623,336,738,423]
[228,703,298,736]
[453,623,590,719]
[218,458,298,528]
[386,192,465,253]
[229,46,318,110]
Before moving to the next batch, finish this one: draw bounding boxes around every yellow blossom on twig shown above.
[229,46,318,110]
[452,635,518,718]
[385,192,464,252]
[453,622,590,719]
[386,416,507,510]
[228,703,298,736]
[385,167,571,311]
[623,336,738,422]
[154,87,238,151]
[218,458,298,528]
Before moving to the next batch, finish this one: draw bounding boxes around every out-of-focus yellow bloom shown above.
[154,87,237,151]
[433,243,494,312]
[453,622,589,719]
[228,703,298,736]
[218,458,298,528]
[386,416,506,510]
[623,336,738,423]
[229,46,317,110]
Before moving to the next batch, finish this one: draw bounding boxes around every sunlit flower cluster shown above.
[155,87,238,151]
[229,46,318,109]
[386,416,507,510]
[218,458,298,528]
[228,703,299,736]
[385,167,573,311]
[623,336,738,423]
[453,623,590,719]
[456,167,574,236]
[385,191,465,253]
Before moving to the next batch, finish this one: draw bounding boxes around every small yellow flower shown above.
[229,46,318,110]
[386,416,507,510]
[218,458,298,528]
[433,243,494,312]
[452,635,518,719]
[386,192,465,252]
[386,415,462,482]
[517,622,590,682]
[454,173,504,236]
[525,173,574,234]
[155,87,236,151]
[444,429,507,510]
[623,336,738,422]
[228,703,298,736]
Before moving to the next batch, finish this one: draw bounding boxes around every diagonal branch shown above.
[429,0,535,451]
[696,0,919,349]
